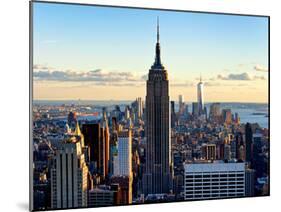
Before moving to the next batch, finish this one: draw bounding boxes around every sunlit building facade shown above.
[51,139,88,209]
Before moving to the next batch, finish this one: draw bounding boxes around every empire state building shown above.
[143,19,172,195]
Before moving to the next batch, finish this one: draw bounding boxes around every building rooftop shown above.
[184,161,245,173]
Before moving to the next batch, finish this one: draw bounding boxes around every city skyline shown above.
[33,2,269,103]
[31,2,269,210]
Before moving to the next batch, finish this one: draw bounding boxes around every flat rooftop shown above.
[184,161,245,173]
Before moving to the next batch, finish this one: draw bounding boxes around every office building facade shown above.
[184,162,245,200]
[51,141,88,209]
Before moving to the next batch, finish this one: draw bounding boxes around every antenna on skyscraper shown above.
[157,16,160,43]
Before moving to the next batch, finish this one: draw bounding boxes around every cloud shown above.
[217,72,251,81]
[253,75,266,80]
[254,65,268,72]
[217,72,267,81]
[204,82,221,87]
[33,64,53,70]
[33,69,147,86]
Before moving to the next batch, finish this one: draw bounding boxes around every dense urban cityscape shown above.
[32,21,269,210]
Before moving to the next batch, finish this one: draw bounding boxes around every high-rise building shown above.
[209,103,221,120]
[235,132,245,161]
[111,117,118,132]
[184,162,245,200]
[230,140,237,159]
[238,145,246,161]
[245,169,255,197]
[82,121,108,177]
[192,102,199,117]
[82,124,102,175]
[222,109,232,124]
[179,95,184,106]
[178,95,185,114]
[109,130,118,177]
[197,76,204,115]
[245,123,253,164]
[110,184,122,205]
[124,106,130,120]
[252,133,266,178]
[234,112,240,124]
[224,144,231,161]
[136,97,143,119]
[114,130,132,176]
[111,176,133,204]
[201,144,216,160]
[184,105,189,118]
[88,187,114,207]
[67,111,77,129]
[143,19,172,195]
[51,140,88,209]
[101,109,110,177]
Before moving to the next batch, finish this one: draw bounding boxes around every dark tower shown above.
[143,18,172,195]
[245,123,253,165]
[82,123,105,177]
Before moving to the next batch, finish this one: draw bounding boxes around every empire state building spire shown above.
[153,17,163,69]
[157,17,160,43]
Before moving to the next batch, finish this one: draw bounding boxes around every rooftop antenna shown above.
[157,16,159,43]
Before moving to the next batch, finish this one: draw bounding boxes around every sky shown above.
[33,2,269,103]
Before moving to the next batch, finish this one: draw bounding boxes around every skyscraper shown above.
[201,144,216,160]
[197,76,204,115]
[111,176,133,204]
[245,123,253,165]
[178,95,185,114]
[245,168,255,197]
[109,127,118,177]
[136,97,143,119]
[88,187,114,207]
[209,103,221,120]
[82,123,107,177]
[101,108,110,177]
[114,130,132,176]
[224,144,231,161]
[67,111,77,129]
[82,124,101,174]
[143,19,172,195]
[51,140,88,209]
[192,102,199,117]
[222,109,232,124]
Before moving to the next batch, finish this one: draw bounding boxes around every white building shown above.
[51,139,88,209]
[184,161,245,200]
[113,130,132,177]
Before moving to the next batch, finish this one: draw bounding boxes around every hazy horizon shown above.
[33,99,268,104]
